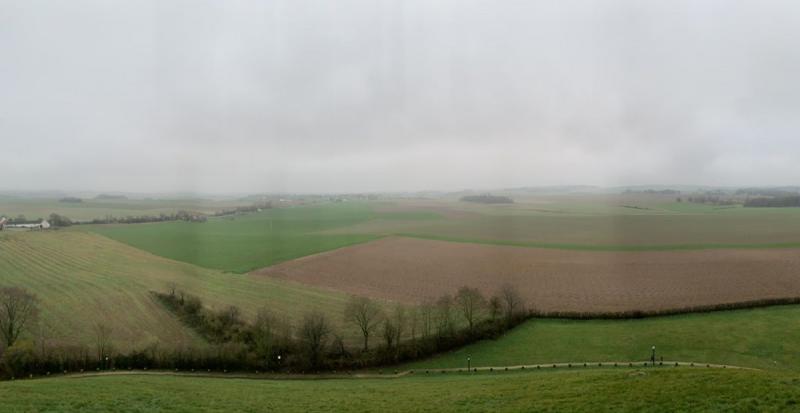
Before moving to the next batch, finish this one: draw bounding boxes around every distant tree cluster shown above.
[211,202,273,217]
[48,213,72,227]
[623,189,681,195]
[58,197,82,203]
[82,210,207,225]
[686,194,738,206]
[460,195,514,204]
[94,194,128,200]
[735,188,800,198]
[5,215,38,224]
[744,196,800,208]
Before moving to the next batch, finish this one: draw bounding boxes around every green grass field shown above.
[406,305,800,372]
[81,197,800,274]
[1,368,798,412]
[87,202,442,273]
[0,230,366,349]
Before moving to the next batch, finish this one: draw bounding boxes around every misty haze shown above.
[1,1,800,412]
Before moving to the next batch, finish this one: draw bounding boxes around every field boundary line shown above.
[393,233,800,252]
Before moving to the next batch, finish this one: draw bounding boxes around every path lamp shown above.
[467,356,471,372]
[651,346,656,366]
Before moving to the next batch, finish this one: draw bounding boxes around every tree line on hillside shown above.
[743,195,800,208]
[69,202,272,225]
[460,195,514,204]
[0,283,529,378]
[81,210,208,224]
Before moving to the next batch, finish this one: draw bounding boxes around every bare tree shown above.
[435,294,454,338]
[419,299,435,338]
[391,304,406,353]
[0,287,39,349]
[166,282,177,298]
[251,308,289,368]
[455,286,487,333]
[344,296,383,351]
[300,310,331,369]
[92,321,113,362]
[499,284,524,323]
[382,318,397,349]
[488,296,502,321]
[407,307,420,343]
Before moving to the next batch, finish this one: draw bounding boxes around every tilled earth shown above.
[253,237,800,313]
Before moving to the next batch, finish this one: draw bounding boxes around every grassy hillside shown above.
[0,231,362,349]
[88,202,438,273]
[1,369,798,412]
[406,305,800,372]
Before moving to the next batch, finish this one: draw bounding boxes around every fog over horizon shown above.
[2,0,799,194]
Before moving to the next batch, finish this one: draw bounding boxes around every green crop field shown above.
[1,368,799,412]
[388,200,800,249]
[406,305,800,372]
[87,202,440,273]
[0,230,367,349]
[81,197,800,274]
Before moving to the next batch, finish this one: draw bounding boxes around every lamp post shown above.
[467,356,471,372]
[651,346,656,366]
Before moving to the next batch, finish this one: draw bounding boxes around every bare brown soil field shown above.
[253,237,800,314]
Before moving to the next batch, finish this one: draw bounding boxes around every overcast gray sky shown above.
[1,0,799,194]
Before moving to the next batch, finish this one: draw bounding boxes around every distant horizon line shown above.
[1,184,798,199]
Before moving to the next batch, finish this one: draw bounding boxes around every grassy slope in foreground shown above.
[407,305,800,372]
[86,203,406,273]
[1,369,799,412]
[0,230,356,349]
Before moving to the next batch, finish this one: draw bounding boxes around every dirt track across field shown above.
[253,237,800,314]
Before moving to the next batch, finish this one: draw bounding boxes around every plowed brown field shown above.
[253,237,800,313]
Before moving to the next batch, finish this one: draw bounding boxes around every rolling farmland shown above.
[0,230,361,349]
[87,203,426,273]
[257,236,800,313]
[4,196,800,411]
[87,197,800,276]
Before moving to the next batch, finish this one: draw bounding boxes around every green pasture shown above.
[407,305,800,372]
[1,368,798,412]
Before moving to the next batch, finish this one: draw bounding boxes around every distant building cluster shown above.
[0,217,50,231]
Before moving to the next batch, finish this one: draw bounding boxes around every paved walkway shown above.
[48,360,760,381]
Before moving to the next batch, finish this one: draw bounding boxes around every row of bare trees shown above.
[1,283,529,377]
[345,284,525,353]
